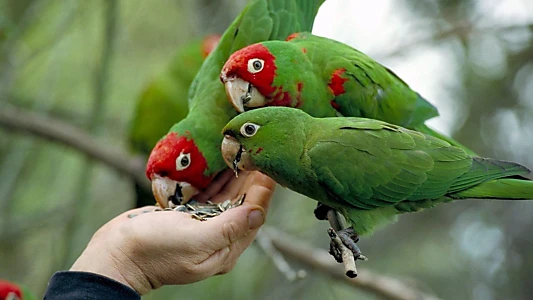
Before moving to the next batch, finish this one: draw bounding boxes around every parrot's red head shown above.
[0,280,22,300]
[146,132,213,208]
[220,43,277,112]
[201,34,221,58]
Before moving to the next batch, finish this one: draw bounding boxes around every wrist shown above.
[70,235,153,295]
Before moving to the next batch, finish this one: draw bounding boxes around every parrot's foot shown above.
[327,227,367,278]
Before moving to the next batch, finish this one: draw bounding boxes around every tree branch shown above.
[263,226,440,300]
[0,104,149,190]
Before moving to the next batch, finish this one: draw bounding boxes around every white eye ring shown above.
[175,152,191,171]
[247,58,264,74]
[240,122,260,137]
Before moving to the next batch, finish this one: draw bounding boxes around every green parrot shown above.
[0,279,35,300]
[219,31,475,155]
[145,0,325,208]
[128,35,219,207]
[221,107,533,264]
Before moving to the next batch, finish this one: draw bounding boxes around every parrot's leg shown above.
[313,202,330,220]
[314,203,345,231]
[314,203,362,258]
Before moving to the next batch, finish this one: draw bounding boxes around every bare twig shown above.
[327,228,357,278]
[264,226,440,300]
[0,104,149,189]
[255,229,306,281]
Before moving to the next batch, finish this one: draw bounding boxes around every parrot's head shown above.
[146,131,214,208]
[0,279,22,300]
[220,42,278,113]
[221,107,308,176]
[201,34,221,58]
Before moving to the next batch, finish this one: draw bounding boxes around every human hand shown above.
[70,170,276,295]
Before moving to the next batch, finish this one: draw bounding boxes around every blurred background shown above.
[1,0,532,299]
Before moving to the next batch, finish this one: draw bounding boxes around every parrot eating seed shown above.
[145,0,325,208]
[221,107,533,261]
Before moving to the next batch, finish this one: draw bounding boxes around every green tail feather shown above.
[416,123,478,156]
[448,157,533,199]
[450,178,533,200]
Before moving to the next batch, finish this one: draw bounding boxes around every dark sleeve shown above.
[44,271,140,300]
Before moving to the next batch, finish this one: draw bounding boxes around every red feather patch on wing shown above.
[286,32,300,41]
[328,68,348,96]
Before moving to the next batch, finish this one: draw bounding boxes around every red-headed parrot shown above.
[220,31,474,155]
[0,279,35,300]
[145,0,325,208]
[221,107,533,263]
[128,35,219,207]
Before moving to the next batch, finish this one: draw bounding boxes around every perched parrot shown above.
[145,0,325,208]
[220,31,475,155]
[128,35,219,207]
[0,279,35,300]
[221,107,533,261]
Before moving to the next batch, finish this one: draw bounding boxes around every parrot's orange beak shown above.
[221,134,257,177]
[221,76,266,113]
[151,175,199,208]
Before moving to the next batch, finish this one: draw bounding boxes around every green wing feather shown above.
[284,33,476,154]
[305,117,531,230]
[128,38,208,155]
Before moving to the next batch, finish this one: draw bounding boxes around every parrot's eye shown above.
[175,152,191,171]
[240,122,260,137]
[247,58,264,73]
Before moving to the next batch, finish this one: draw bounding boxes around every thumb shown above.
[199,204,265,251]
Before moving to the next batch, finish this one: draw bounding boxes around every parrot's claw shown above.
[327,227,366,278]
[336,227,366,261]
[329,227,368,263]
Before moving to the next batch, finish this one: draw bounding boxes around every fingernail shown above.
[248,209,264,229]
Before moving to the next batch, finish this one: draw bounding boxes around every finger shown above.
[196,204,265,251]
[195,169,234,202]
[243,172,276,211]
[209,171,252,203]
[199,222,263,276]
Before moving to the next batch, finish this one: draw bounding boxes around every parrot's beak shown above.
[151,175,199,208]
[221,134,257,177]
[222,77,266,113]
